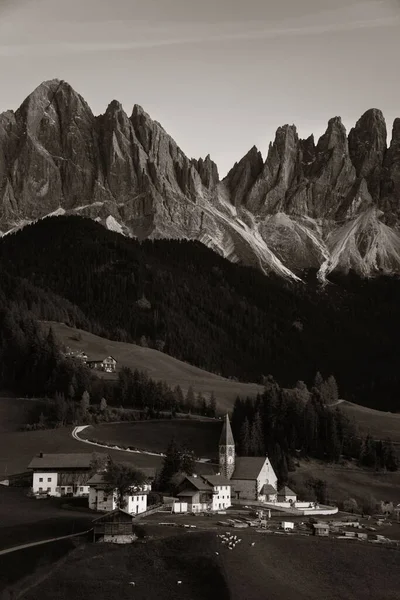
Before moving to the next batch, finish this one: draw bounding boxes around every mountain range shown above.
[1,79,400,281]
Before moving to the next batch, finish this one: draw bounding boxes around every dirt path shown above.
[0,529,90,556]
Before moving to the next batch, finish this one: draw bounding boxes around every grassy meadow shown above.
[14,531,400,600]
[41,321,264,411]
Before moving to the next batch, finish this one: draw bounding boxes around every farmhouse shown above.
[175,474,232,513]
[87,473,151,514]
[219,414,279,502]
[86,355,117,373]
[28,452,107,497]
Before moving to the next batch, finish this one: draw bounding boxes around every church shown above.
[218,414,280,503]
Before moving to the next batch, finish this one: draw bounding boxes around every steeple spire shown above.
[219,413,235,446]
[219,414,235,479]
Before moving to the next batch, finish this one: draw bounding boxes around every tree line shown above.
[1,215,400,411]
[231,375,398,483]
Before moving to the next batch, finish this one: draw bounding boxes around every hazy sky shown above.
[1,0,399,176]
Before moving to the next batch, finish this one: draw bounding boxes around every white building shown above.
[28,452,107,497]
[176,474,232,513]
[219,414,279,502]
[87,473,151,515]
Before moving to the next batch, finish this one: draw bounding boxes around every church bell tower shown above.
[219,414,235,479]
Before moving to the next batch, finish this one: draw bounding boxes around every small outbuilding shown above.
[277,486,297,503]
[313,523,330,537]
[92,508,136,543]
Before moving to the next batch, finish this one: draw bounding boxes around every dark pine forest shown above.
[0,215,399,411]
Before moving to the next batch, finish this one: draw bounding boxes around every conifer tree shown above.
[239,417,251,455]
[81,390,90,413]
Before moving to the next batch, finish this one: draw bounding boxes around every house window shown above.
[39,487,43,492]
[47,477,52,482]
[47,487,51,492]
[39,477,43,482]
[80,487,84,492]
[67,487,72,492]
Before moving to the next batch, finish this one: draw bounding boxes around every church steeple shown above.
[219,414,235,479]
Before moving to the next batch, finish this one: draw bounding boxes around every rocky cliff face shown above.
[1,79,400,281]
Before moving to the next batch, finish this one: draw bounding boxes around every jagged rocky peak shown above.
[380,117,400,221]
[348,108,387,200]
[316,116,348,153]
[17,79,94,133]
[224,145,264,207]
[192,154,219,189]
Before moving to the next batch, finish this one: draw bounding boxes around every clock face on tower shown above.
[228,456,233,464]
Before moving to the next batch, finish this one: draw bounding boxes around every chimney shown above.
[39,452,43,458]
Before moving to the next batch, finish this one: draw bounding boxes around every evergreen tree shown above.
[249,410,265,456]
[208,392,217,417]
[157,438,182,490]
[81,390,90,413]
[54,391,68,425]
[185,386,195,413]
[239,417,251,455]
[359,434,377,469]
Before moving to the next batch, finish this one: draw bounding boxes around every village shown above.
[24,414,400,547]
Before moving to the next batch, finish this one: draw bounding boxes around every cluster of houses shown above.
[27,415,328,518]
[64,348,117,373]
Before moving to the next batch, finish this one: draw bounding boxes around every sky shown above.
[0,0,399,177]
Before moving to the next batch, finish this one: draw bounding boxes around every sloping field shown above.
[0,397,44,433]
[292,460,400,505]
[18,531,400,600]
[41,321,264,411]
[80,419,221,459]
[340,401,400,443]
[0,426,162,478]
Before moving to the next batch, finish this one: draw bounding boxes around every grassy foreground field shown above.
[16,531,400,600]
[41,321,264,411]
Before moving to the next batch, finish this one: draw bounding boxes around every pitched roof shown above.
[177,489,198,497]
[261,484,277,495]
[202,475,232,487]
[231,457,267,480]
[184,476,213,492]
[219,414,235,446]
[278,486,296,496]
[28,452,107,470]
[92,508,132,523]
[87,356,116,363]
[87,473,149,493]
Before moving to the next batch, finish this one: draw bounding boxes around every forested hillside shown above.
[1,215,399,411]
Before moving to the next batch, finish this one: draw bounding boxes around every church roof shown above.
[278,486,296,496]
[231,457,267,480]
[261,484,277,495]
[219,414,235,446]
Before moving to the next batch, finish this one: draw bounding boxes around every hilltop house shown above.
[28,452,107,497]
[86,355,117,373]
[175,474,232,513]
[218,414,279,502]
[87,473,151,514]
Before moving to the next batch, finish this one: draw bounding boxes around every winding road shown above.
[72,425,213,463]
